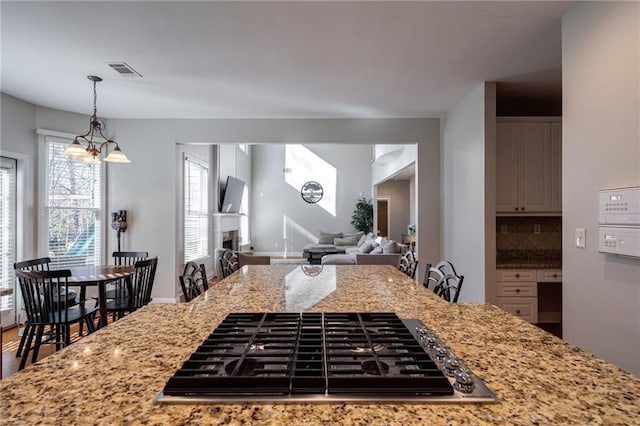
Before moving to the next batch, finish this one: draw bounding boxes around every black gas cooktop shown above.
[155,312,497,403]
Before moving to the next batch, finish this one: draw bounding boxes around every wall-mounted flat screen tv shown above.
[221,176,246,213]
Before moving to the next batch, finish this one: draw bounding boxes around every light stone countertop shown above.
[1,264,639,425]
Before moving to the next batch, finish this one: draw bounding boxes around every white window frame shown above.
[38,132,107,267]
[183,153,209,263]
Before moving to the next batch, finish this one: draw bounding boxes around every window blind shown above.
[44,137,103,268]
[184,155,209,262]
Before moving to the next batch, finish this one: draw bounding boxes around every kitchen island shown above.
[1,265,639,424]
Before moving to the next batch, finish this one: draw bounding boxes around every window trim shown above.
[38,132,107,264]
[183,153,209,263]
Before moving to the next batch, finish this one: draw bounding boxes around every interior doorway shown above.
[377,198,389,237]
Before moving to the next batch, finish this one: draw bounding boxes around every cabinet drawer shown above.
[496,282,537,297]
[496,269,536,281]
[537,269,562,282]
[496,297,538,323]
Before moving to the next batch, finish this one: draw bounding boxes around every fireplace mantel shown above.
[212,213,243,233]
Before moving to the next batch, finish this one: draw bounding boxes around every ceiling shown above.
[1,1,573,119]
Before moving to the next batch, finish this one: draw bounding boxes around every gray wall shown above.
[377,180,411,243]
[562,1,640,375]
[441,82,496,303]
[1,104,441,302]
[251,144,372,253]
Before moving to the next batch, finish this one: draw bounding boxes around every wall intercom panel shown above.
[598,186,640,258]
[599,186,640,226]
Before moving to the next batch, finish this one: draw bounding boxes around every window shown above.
[43,136,103,268]
[184,155,209,262]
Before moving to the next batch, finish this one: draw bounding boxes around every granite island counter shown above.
[1,265,639,425]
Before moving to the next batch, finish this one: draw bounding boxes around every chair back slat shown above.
[129,257,158,309]
[14,257,52,272]
[180,261,208,302]
[432,272,464,303]
[423,260,464,302]
[219,250,240,278]
[15,269,73,325]
[112,251,148,266]
[398,251,418,279]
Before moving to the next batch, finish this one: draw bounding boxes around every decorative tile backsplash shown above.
[496,216,562,263]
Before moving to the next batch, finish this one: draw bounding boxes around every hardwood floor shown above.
[1,321,96,380]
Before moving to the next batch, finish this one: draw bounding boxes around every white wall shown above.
[442,82,496,303]
[251,144,372,253]
[1,94,37,261]
[377,180,411,243]
[562,1,640,375]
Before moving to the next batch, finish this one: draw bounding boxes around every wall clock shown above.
[300,181,323,204]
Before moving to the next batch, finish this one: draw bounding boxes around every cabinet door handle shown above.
[521,207,526,211]
[552,273,558,278]
[515,273,520,278]
[516,288,520,293]
[514,207,519,211]
[516,309,521,314]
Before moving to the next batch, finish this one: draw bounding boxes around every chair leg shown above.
[85,315,96,334]
[64,325,72,346]
[30,325,45,365]
[15,323,31,358]
[18,325,37,370]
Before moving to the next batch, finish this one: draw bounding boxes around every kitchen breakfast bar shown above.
[1,265,639,424]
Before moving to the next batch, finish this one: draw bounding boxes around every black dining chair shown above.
[104,256,158,320]
[179,261,208,302]
[432,272,464,303]
[398,250,419,279]
[219,249,240,278]
[14,269,98,370]
[423,260,459,290]
[13,257,78,358]
[85,251,148,330]
[103,251,149,299]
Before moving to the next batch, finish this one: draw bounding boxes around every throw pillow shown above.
[356,234,368,247]
[370,246,384,254]
[382,239,400,253]
[343,231,364,241]
[359,241,378,253]
[318,231,342,244]
[334,235,359,246]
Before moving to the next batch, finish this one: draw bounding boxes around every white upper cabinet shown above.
[496,118,562,214]
[549,122,562,212]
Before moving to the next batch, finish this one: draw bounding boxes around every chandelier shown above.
[63,75,130,164]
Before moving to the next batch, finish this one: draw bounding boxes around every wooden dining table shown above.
[66,265,136,328]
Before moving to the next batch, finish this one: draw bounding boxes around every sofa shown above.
[303,231,406,266]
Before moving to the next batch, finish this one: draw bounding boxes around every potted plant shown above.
[351,198,373,233]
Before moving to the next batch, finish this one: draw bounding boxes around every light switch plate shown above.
[575,228,586,248]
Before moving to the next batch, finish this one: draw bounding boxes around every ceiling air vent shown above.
[108,62,142,78]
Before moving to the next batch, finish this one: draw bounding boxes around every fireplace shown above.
[222,230,240,251]
[213,213,243,278]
